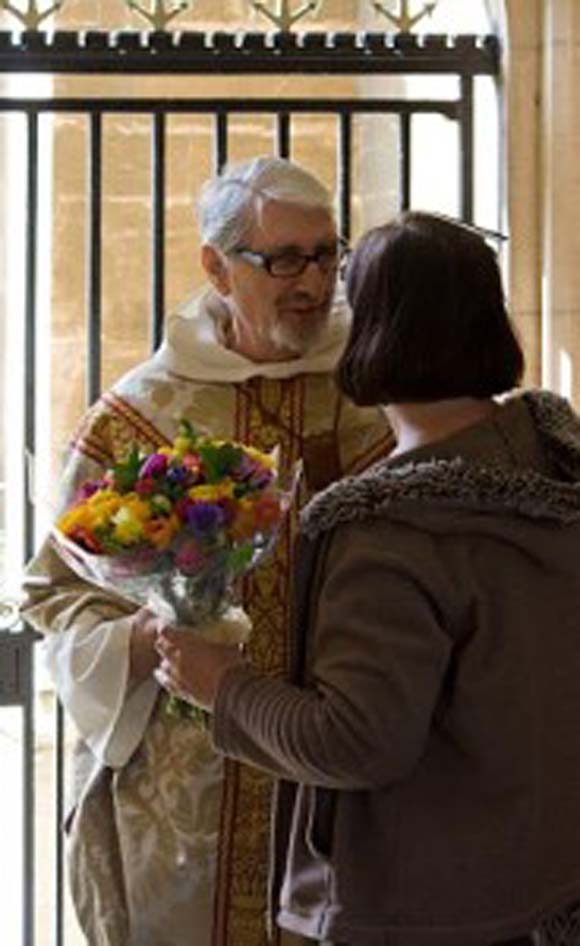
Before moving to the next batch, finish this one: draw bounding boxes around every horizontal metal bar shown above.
[0,31,499,76]
[0,97,459,117]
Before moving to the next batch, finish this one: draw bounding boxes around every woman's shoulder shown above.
[299,455,441,540]
[300,389,580,542]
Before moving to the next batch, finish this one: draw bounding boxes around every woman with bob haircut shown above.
[156,211,580,946]
[338,211,524,405]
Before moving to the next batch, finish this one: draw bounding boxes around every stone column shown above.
[502,0,580,402]
[539,0,580,400]
[496,0,543,386]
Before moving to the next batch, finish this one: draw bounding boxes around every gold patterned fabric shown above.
[24,309,392,946]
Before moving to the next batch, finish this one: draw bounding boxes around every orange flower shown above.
[228,499,258,542]
[143,513,180,549]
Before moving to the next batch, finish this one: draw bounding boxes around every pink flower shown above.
[174,541,205,576]
[182,453,202,474]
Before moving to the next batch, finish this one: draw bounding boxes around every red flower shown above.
[69,526,104,554]
[135,477,156,495]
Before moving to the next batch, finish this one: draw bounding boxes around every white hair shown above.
[197,156,335,253]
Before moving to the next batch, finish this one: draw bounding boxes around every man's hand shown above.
[155,628,244,712]
[129,608,164,686]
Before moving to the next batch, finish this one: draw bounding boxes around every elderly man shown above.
[23,156,391,946]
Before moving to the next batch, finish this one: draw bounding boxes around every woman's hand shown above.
[155,628,244,712]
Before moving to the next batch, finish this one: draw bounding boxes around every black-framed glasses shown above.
[230,238,350,278]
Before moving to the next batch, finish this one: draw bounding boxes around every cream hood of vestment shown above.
[151,285,351,382]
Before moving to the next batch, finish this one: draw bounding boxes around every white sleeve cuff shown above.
[42,617,158,768]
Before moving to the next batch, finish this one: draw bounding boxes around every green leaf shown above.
[178,418,199,443]
[198,442,244,482]
[111,445,143,493]
[228,543,254,573]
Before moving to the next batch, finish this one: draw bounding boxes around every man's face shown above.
[203,200,339,362]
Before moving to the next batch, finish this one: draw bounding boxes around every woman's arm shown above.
[158,521,453,789]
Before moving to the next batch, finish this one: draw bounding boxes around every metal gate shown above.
[0,20,499,946]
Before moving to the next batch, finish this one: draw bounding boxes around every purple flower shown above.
[235,454,254,479]
[139,453,168,478]
[235,455,273,489]
[249,467,273,489]
[166,465,190,486]
[185,501,226,536]
[76,479,104,501]
[217,499,237,527]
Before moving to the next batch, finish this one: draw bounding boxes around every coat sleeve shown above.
[21,408,159,769]
[212,520,453,789]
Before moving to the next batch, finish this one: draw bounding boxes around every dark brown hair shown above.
[337,212,524,405]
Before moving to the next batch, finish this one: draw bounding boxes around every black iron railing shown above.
[0,30,499,74]
[0,29,500,946]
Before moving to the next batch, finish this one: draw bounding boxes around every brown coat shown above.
[213,391,580,945]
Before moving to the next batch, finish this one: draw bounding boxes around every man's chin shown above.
[272,315,330,357]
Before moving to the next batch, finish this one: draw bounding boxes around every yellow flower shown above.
[188,481,235,502]
[172,436,194,458]
[122,493,153,523]
[57,505,98,535]
[87,488,121,506]
[109,495,151,545]
[244,445,276,469]
[57,490,124,535]
[111,506,146,545]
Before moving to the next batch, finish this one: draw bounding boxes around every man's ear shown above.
[201,245,231,296]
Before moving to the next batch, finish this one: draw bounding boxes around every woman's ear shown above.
[201,245,231,296]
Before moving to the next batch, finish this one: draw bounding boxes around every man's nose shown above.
[296,258,334,291]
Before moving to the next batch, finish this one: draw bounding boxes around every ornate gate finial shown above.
[249,0,321,32]
[0,0,63,29]
[371,0,440,32]
[126,0,190,30]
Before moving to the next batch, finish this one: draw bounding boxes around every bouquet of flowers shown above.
[52,419,299,717]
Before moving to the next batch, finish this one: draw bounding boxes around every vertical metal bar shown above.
[276,112,290,159]
[152,112,165,352]
[459,73,474,223]
[24,110,37,563]
[55,700,65,946]
[23,639,35,946]
[400,111,411,212]
[87,112,102,405]
[337,111,352,244]
[214,112,228,174]
[23,107,38,946]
